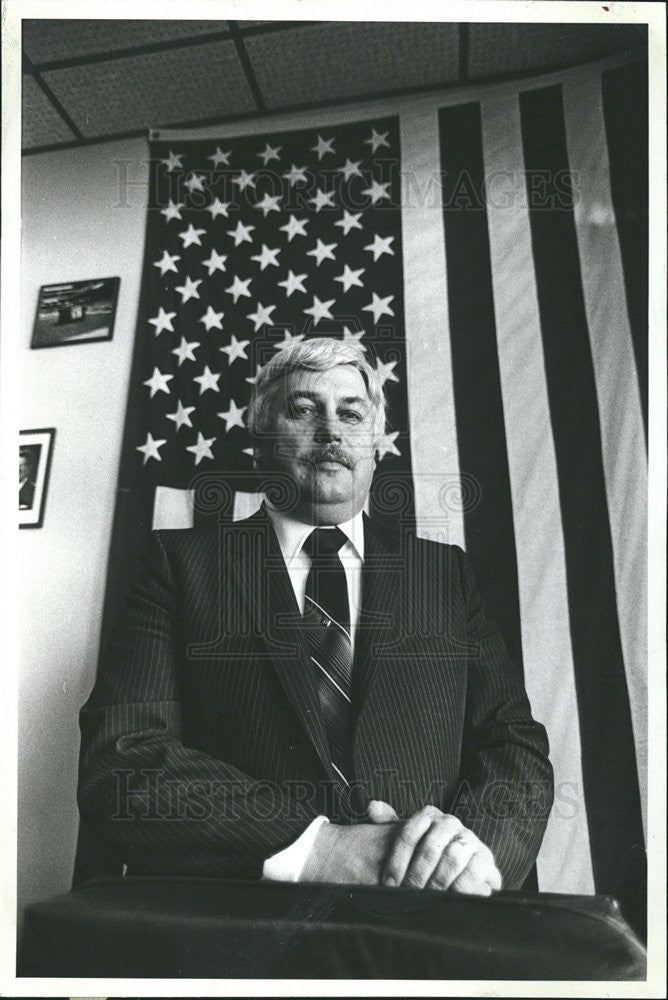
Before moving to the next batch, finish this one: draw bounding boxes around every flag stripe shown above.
[563,73,648,838]
[480,91,594,894]
[601,60,649,440]
[400,105,465,550]
[519,84,645,927]
[438,100,524,674]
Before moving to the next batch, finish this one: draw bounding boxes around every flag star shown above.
[275,331,305,351]
[161,150,183,172]
[148,306,176,336]
[257,142,281,165]
[199,305,224,332]
[283,163,308,186]
[161,199,184,222]
[208,146,231,167]
[339,158,363,181]
[342,326,366,350]
[175,275,202,303]
[364,128,390,153]
[227,220,255,246]
[136,431,167,464]
[166,399,196,431]
[143,366,174,397]
[254,192,282,217]
[206,197,231,220]
[187,431,216,465]
[201,248,228,275]
[245,363,264,385]
[375,356,399,385]
[309,188,336,212]
[277,270,308,296]
[306,239,337,266]
[171,336,200,366]
[311,134,335,160]
[280,214,308,241]
[232,169,256,191]
[220,334,250,364]
[303,295,335,326]
[377,430,401,460]
[179,223,206,247]
[364,233,395,261]
[247,301,276,332]
[362,179,392,205]
[153,249,180,275]
[363,292,395,324]
[185,172,206,193]
[193,365,221,395]
[218,399,247,431]
[334,264,365,292]
[251,244,281,270]
[334,210,363,235]
[226,275,252,303]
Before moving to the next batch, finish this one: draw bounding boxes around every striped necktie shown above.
[302,527,353,789]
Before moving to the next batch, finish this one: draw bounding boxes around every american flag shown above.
[104,53,647,934]
[128,115,411,518]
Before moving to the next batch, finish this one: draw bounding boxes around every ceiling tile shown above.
[469,23,644,79]
[22,75,77,149]
[23,19,228,65]
[246,21,459,107]
[42,41,256,138]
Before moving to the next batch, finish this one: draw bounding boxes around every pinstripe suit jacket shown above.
[78,510,553,888]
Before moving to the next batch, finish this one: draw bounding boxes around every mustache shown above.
[305,445,354,469]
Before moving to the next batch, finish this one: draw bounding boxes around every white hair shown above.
[248,337,386,439]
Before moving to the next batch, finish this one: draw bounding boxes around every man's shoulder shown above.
[365,516,465,563]
[152,511,270,556]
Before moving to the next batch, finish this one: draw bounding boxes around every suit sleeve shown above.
[78,531,318,879]
[448,547,554,889]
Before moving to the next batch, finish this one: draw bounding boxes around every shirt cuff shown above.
[262,816,330,882]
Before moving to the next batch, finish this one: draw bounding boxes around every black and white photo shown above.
[3,4,664,995]
[31,277,120,348]
[18,429,55,528]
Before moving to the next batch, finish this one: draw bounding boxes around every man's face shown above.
[260,364,378,525]
[19,454,30,483]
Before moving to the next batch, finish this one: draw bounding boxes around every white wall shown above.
[19,138,148,922]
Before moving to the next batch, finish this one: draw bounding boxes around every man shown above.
[79,338,553,895]
[19,447,37,510]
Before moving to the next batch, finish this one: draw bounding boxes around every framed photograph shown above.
[19,428,55,529]
[31,276,120,348]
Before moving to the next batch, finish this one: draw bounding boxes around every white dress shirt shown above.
[262,505,365,881]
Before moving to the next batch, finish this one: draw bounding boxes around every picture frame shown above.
[19,428,55,529]
[31,276,120,348]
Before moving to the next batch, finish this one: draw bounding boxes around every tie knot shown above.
[303,527,347,558]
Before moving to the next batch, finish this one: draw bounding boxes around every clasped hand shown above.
[302,801,501,896]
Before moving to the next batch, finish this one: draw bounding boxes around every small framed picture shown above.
[31,277,120,349]
[19,429,55,528]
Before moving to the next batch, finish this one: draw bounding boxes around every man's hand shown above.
[300,820,396,884]
[369,801,502,896]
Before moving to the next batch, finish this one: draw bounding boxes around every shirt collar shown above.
[265,503,365,563]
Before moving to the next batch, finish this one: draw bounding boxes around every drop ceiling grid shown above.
[20,20,645,154]
[22,75,77,148]
[468,22,643,79]
[41,40,257,138]
[245,21,460,108]
[22,19,230,64]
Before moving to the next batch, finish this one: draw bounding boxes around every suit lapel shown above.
[228,510,335,778]
[353,516,403,715]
